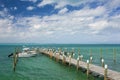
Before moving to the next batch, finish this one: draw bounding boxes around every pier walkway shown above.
[39,48,120,80]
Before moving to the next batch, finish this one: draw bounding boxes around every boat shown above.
[18,48,37,57]
[8,47,37,58]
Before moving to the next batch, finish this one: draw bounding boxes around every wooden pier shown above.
[39,48,120,80]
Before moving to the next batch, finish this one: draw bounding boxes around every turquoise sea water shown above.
[0,44,120,80]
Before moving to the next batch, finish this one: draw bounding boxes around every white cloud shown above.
[14,5,115,38]
[26,6,34,10]
[37,0,94,9]
[1,5,4,7]
[108,15,120,28]
[37,0,54,7]
[89,20,108,30]
[0,18,14,35]
[33,24,41,29]
[54,1,67,9]
[14,7,17,10]
[105,0,120,10]
[0,0,120,43]
[58,7,68,14]
[20,0,37,3]
[29,0,37,3]
[71,6,106,17]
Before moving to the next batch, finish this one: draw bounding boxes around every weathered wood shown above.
[100,48,103,60]
[87,60,90,78]
[113,48,116,63]
[76,57,79,70]
[104,65,108,80]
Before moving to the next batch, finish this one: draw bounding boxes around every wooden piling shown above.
[78,48,80,56]
[104,64,108,80]
[69,55,71,66]
[56,53,60,62]
[71,48,74,57]
[80,55,83,61]
[15,48,19,64]
[101,58,104,68]
[13,53,16,72]
[76,57,80,70]
[90,56,93,64]
[100,48,102,60]
[87,60,89,78]
[113,48,116,63]
[90,49,92,57]
[13,48,18,72]
[62,54,66,64]
[50,49,53,58]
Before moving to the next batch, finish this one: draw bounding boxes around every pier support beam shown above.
[104,64,108,80]
[69,55,71,66]
[80,55,83,61]
[87,60,90,78]
[90,49,92,57]
[62,54,66,65]
[50,50,53,58]
[101,58,104,68]
[113,48,116,64]
[100,48,103,60]
[76,57,80,70]
[90,56,93,64]
[56,53,60,62]
[13,48,18,72]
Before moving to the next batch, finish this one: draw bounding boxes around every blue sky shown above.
[0,0,120,44]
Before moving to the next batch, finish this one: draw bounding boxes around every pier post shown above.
[13,48,18,72]
[13,53,16,72]
[56,48,60,62]
[113,48,116,64]
[104,64,108,80]
[62,54,66,65]
[69,55,71,66]
[53,52,56,59]
[80,55,83,61]
[100,48,102,60]
[78,48,80,56]
[50,49,53,58]
[71,48,74,58]
[64,48,67,56]
[90,49,92,57]
[90,56,93,64]
[72,53,75,58]
[77,57,80,70]
[101,58,104,67]
[57,53,60,62]
[87,60,89,78]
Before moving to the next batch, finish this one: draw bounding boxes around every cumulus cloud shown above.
[54,1,67,9]
[0,0,120,43]
[37,0,54,7]
[37,0,93,9]
[89,20,108,30]
[105,0,120,10]
[14,7,17,10]
[20,0,37,3]
[58,7,68,14]
[26,6,34,10]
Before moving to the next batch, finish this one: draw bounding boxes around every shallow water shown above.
[0,44,120,80]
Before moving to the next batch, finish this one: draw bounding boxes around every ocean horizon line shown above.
[0,43,120,45]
